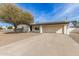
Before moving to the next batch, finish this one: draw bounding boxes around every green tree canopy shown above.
[0,3,33,30]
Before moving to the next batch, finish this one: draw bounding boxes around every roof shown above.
[30,21,69,26]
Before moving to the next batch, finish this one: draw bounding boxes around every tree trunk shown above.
[14,24,17,32]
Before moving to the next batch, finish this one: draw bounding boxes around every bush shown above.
[0,27,3,30]
[8,26,13,29]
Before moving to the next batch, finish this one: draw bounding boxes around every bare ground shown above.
[70,33,79,44]
[0,33,78,55]
[0,32,40,46]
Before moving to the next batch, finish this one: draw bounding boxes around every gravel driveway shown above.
[0,33,79,56]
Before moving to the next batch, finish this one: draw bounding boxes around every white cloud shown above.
[35,13,47,23]
[51,4,79,20]
[59,4,79,16]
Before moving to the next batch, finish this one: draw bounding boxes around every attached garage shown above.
[42,24,64,33]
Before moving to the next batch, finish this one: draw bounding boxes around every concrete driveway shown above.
[0,33,79,56]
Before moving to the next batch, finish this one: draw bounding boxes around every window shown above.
[35,27,39,30]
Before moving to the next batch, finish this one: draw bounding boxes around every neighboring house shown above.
[1,26,14,32]
[17,24,30,32]
[2,26,8,31]
[29,21,79,35]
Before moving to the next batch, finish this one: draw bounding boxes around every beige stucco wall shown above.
[31,24,69,34]
[42,24,65,34]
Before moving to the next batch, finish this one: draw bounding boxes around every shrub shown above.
[0,27,3,30]
[7,26,13,29]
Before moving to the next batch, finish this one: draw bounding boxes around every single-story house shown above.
[29,21,78,35]
[16,21,78,35]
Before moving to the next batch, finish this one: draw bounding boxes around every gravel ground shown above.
[0,33,78,55]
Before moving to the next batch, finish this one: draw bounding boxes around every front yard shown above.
[0,33,78,55]
[0,32,40,46]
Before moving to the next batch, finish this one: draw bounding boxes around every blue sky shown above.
[16,3,79,23]
[1,3,79,26]
[0,22,13,27]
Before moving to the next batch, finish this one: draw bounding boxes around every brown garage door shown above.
[42,25,64,33]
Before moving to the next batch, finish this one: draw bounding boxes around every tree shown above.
[19,12,33,24]
[0,3,33,31]
[0,27,3,30]
[7,26,13,29]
